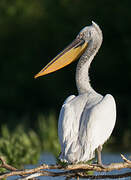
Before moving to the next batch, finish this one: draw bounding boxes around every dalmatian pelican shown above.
[34,22,116,166]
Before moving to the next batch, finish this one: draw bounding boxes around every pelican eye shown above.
[77,32,84,40]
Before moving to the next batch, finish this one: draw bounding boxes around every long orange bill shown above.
[34,38,88,78]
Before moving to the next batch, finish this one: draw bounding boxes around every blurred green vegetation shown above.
[0,112,60,169]
[0,125,41,169]
[0,0,131,156]
[0,112,130,170]
[36,112,60,156]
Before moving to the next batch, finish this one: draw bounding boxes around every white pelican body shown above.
[58,91,116,163]
[35,22,116,165]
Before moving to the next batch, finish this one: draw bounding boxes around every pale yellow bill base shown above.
[34,38,88,78]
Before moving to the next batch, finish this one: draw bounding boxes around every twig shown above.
[121,154,131,164]
[0,156,17,171]
[16,170,131,180]
[0,154,131,179]
[17,172,42,180]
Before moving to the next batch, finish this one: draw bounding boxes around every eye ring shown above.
[79,33,83,39]
[77,33,83,40]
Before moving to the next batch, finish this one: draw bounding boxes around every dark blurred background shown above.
[0,0,131,149]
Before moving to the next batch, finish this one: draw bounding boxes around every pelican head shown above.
[77,21,102,44]
[34,21,102,78]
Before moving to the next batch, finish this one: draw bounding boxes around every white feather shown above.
[58,92,116,163]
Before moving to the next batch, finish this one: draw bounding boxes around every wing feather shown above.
[79,94,116,161]
[58,93,89,162]
[58,93,116,163]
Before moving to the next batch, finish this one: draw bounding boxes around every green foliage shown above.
[0,0,131,153]
[0,0,45,23]
[0,112,60,169]
[56,158,68,167]
[0,125,41,169]
[36,112,60,155]
[0,111,130,173]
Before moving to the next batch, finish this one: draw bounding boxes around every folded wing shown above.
[58,93,116,163]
